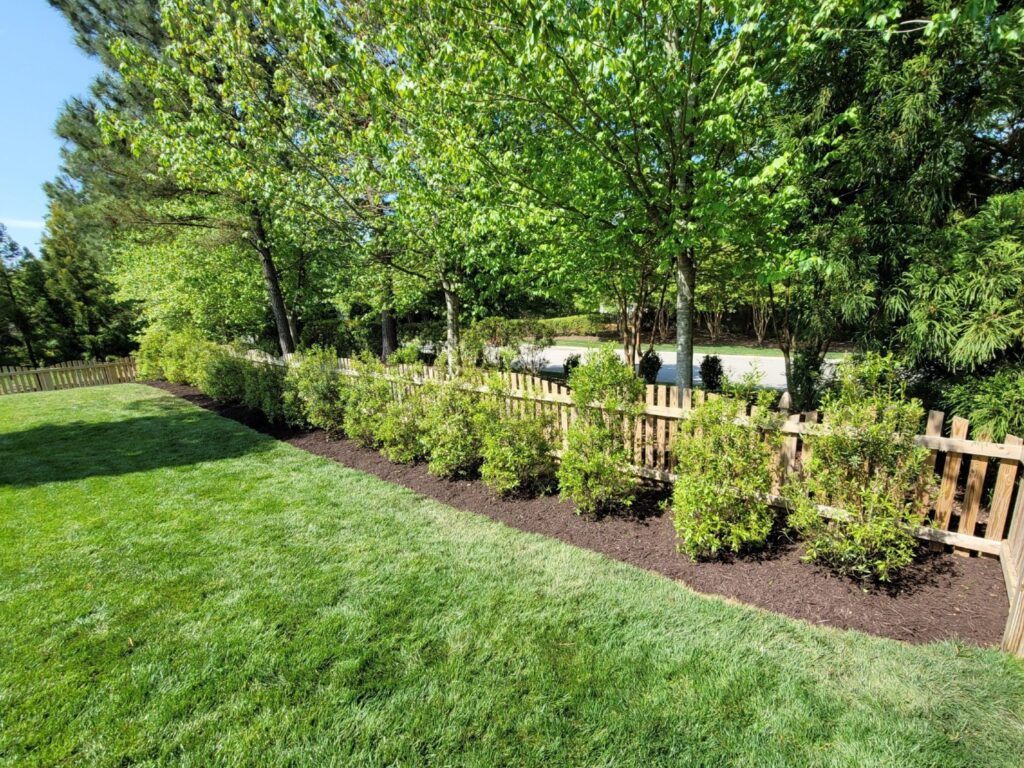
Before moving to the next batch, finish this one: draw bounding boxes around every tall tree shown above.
[379,0,809,388]
[0,226,42,367]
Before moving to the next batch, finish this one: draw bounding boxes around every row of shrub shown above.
[535,313,611,337]
[141,328,931,584]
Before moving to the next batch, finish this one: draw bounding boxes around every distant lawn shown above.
[552,338,848,359]
[2,385,1023,766]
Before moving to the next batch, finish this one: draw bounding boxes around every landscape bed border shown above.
[4,353,1024,655]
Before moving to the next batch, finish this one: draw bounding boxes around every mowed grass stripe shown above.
[1,384,1022,767]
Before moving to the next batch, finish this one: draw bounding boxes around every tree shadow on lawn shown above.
[0,403,273,488]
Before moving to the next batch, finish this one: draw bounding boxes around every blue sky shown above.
[0,2,101,254]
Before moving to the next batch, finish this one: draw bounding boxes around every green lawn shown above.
[552,338,848,359]
[1,385,1023,767]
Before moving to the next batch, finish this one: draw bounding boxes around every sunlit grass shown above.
[1,384,1022,766]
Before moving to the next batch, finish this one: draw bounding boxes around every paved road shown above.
[536,345,790,389]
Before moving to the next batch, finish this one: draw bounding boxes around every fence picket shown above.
[957,431,992,556]
[988,435,1022,543]
[935,417,971,531]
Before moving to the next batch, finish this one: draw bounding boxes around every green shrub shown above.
[137,326,217,386]
[699,354,724,392]
[136,325,172,380]
[536,313,609,337]
[241,361,289,424]
[638,349,662,384]
[722,365,765,405]
[287,347,346,435]
[788,348,833,411]
[375,380,430,463]
[200,350,248,405]
[388,343,424,365]
[673,392,782,559]
[563,353,581,379]
[785,353,929,582]
[944,362,1024,441]
[423,380,484,478]
[558,422,635,514]
[558,349,645,514]
[342,354,394,449]
[478,401,555,496]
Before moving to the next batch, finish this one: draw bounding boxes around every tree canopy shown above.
[24,0,1024,431]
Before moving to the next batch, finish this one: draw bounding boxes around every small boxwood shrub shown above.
[673,391,782,558]
[699,354,724,392]
[558,349,644,514]
[785,353,930,582]
[287,347,345,435]
[376,380,430,464]
[478,400,555,496]
[423,381,484,478]
[200,350,248,405]
[557,421,634,515]
[241,361,289,424]
[637,349,662,384]
[342,354,393,449]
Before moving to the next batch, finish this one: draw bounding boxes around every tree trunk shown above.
[375,255,399,361]
[250,211,295,356]
[625,303,643,369]
[381,310,398,361]
[752,301,769,345]
[441,277,461,375]
[287,313,299,351]
[675,252,696,391]
[703,310,723,343]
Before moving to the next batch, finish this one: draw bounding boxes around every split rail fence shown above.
[0,358,137,395]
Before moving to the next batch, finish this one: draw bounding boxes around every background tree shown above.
[381,0,811,388]
[0,226,43,367]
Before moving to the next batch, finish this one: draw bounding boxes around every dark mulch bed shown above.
[150,380,1009,648]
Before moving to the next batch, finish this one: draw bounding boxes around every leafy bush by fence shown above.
[559,350,644,514]
[673,391,782,559]
[785,356,931,581]
[536,314,611,337]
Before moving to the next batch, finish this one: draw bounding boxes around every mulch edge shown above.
[145,380,1009,649]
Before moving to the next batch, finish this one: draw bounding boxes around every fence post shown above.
[1001,487,1024,656]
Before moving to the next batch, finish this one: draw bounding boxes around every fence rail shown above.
[0,358,137,395]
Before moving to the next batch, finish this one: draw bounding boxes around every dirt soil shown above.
[150,381,1008,648]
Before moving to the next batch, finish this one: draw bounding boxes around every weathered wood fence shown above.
[0,358,137,395]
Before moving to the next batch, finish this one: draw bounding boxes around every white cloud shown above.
[1,218,45,229]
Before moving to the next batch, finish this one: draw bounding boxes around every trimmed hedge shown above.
[536,314,610,337]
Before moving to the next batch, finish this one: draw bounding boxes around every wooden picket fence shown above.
[0,358,137,395]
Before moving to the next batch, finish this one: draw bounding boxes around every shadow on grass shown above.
[0,404,272,488]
